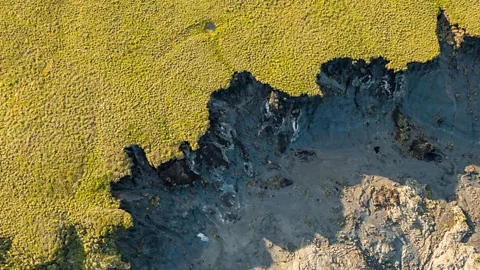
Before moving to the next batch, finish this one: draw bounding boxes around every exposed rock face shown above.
[111,15,480,269]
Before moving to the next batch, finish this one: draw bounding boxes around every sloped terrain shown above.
[111,15,480,269]
[3,0,480,266]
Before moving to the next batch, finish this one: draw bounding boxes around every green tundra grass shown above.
[0,0,479,268]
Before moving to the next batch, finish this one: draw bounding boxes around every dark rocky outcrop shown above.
[111,13,480,269]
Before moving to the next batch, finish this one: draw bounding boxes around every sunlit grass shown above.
[0,0,479,267]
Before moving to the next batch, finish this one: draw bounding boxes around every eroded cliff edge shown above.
[111,14,480,269]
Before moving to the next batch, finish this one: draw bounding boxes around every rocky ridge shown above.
[111,14,480,269]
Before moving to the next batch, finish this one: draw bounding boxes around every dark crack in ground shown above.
[111,14,480,269]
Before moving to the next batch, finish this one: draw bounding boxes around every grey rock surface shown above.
[111,14,480,269]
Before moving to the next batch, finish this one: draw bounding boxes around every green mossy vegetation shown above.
[1,0,479,268]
